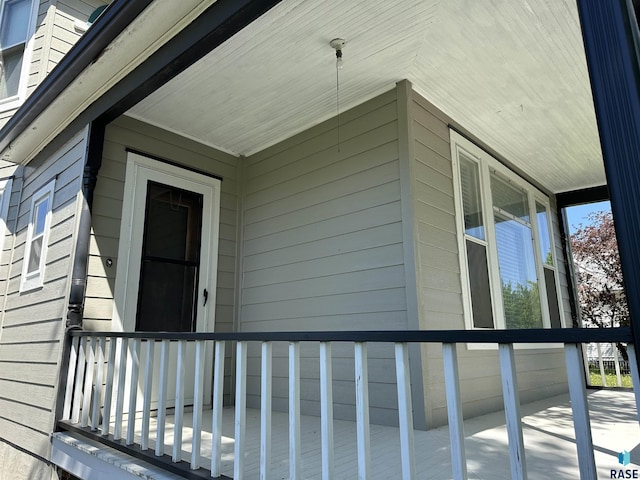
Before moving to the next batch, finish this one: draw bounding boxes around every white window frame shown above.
[0,0,38,111]
[450,131,566,338]
[20,179,55,292]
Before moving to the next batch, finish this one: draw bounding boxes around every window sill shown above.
[0,94,23,112]
[19,281,43,294]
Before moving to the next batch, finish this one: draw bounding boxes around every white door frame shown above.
[112,151,221,333]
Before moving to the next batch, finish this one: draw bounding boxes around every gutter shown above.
[0,0,153,156]
[66,121,105,329]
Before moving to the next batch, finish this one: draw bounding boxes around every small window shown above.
[20,180,54,292]
[0,0,36,103]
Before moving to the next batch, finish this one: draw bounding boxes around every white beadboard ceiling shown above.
[127,0,603,193]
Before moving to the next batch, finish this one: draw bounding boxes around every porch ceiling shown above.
[127,0,604,194]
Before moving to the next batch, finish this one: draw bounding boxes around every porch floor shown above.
[121,389,638,479]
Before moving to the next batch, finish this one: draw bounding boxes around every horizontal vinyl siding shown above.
[242,89,406,426]
[0,130,86,459]
[86,116,239,401]
[410,90,567,428]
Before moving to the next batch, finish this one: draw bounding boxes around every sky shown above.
[565,200,611,235]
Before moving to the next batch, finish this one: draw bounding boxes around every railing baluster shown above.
[234,341,248,480]
[354,342,371,480]
[191,340,206,469]
[173,340,186,463]
[260,341,272,480]
[627,344,640,425]
[62,336,79,421]
[81,337,96,428]
[91,337,106,431]
[141,339,155,450]
[155,339,170,457]
[612,343,622,387]
[102,337,117,436]
[443,343,467,480]
[114,337,128,440]
[289,341,301,480]
[498,344,527,480]
[596,343,606,386]
[126,338,141,445]
[211,340,226,476]
[582,343,592,387]
[71,337,86,425]
[319,342,334,480]
[565,343,596,480]
[395,342,416,480]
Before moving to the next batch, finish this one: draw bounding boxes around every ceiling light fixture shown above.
[330,38,346,151]
[330,38,346,69]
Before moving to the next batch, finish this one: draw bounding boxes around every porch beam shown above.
[555,185,609,208]
[576,0,640,377]
[97,0,283,125]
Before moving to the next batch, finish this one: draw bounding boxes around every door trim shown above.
[112,151,221,333]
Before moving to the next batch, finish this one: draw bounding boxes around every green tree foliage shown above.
[502,281,543,329]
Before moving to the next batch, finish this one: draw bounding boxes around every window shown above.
[20,180,54,292]
[0,0,36,105]
[451,131,564,330]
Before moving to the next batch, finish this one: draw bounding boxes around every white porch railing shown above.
[58,328,638,480]
[584,342,632,388]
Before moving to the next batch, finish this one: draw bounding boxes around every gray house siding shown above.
[409,90,569,427]
[84,115,239,399]
[0,128,86,472]
[240,89,408,425]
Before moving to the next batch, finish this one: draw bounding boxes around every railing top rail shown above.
[68,327,634,344]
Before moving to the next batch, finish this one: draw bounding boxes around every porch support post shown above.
[576,0,640,376]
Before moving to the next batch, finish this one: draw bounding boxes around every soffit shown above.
[1,0,217,165]
[127,0,603,193]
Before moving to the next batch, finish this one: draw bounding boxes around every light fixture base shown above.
[329,38,346,50]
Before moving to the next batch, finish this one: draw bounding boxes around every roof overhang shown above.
[0,0,283,166]
[0,0,608,194]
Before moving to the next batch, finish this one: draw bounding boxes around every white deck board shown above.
[105,389,638,479]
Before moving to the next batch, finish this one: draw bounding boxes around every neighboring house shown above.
[0,1,636,479]
[0,0,107,128]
